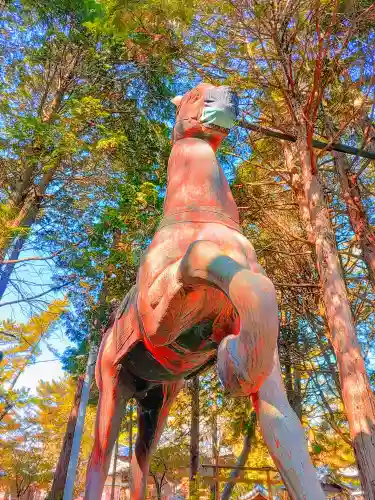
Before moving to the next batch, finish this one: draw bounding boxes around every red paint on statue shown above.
[251,392,260,413]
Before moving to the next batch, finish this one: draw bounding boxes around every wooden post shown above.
[215,454,219,500]
[49,376,84,500]
[266,470,272,500]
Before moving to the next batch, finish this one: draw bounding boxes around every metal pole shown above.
[63,343,98,500]
[110,437,119,500]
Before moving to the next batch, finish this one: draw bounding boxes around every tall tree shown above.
[0,0,174,303]
[324,113,375,288]
[0,298,67,422]
[48,376,84,500]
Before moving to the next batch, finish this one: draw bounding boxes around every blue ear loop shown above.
[200,88,239,130]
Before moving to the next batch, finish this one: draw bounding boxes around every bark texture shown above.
[333,150,375,286]
[296,139,375,499]
[49,376,84,500]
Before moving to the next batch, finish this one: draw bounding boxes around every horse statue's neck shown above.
[163,83,240,224]
[163,136,239,225]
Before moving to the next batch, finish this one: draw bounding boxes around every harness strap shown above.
[158,206,242,234]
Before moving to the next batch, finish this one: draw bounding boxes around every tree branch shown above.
[0,250,63,265]
[0,281,73,308]
[274,282,320,288]
[239,121,375,160]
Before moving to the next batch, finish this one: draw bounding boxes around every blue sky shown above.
[0,252,72,393]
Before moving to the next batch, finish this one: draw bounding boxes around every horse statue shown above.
[85,83,325,500]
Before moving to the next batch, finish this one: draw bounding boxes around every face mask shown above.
[172,84,239,145]
[200,86,239,130]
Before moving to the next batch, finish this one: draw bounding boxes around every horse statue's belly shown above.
[114,284,238,384]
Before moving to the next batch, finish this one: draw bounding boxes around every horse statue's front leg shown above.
[85,329,132,500]
[179,239,325,500]
[253,353,325,500]
[180,239,278,395]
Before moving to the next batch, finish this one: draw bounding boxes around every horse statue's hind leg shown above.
[131,381,184,499]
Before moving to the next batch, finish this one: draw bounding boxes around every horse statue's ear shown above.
[171,95,183,106]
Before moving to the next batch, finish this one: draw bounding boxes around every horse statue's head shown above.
[171,83,239,150]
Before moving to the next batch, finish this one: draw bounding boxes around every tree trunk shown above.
[221,411,256,500]
[283,351,294,407]
[0,235,27,301]
[189,375,200,499]
[156,482,162,500]
[323,116,375,286]
[279,304,303,422]
[292,366,302,422]
[315,326,342,398]
[0,161,60,300]
[49,376,84,500]
[0,193,38,301]
[283,351,302,421]
[151,474,163,500]
[333,150,375,286]
[297,138,375,499]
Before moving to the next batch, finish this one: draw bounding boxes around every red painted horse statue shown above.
[85,84,325,499]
